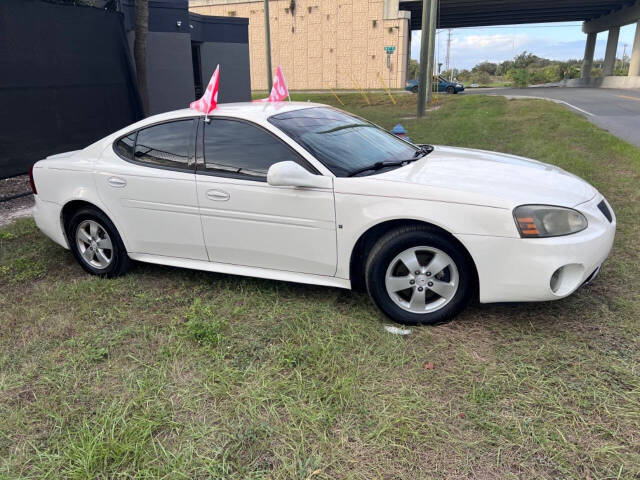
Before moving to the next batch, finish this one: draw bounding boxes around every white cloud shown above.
[451,33,530,52]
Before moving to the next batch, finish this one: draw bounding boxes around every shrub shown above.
[508,68,530,88]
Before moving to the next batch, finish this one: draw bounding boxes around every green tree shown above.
[470,71,491,85]
[472,62,498,76]
[508,68,529,88]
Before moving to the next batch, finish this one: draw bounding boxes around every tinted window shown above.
[114,133,136,161]
[268,107,418,177]
[202,119,303,180]
[133,120,195,169]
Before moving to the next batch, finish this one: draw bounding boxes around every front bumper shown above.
[458,195,616,303]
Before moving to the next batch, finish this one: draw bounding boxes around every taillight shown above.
[29,164,37,194]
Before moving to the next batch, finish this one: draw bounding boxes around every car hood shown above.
[367,145,597,208]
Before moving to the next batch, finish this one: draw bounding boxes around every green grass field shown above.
[1,93,639,479]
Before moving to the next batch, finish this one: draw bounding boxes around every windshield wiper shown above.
[347,146,433,178]
[348,158,422,177]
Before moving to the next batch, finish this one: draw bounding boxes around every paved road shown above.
[463,87,640,148]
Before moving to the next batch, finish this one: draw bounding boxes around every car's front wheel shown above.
[66,207,131,277]
[365,226,474,325]
[446,86,456,94]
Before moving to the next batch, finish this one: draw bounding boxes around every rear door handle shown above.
[107,176,127,188]
[206,189,230,201]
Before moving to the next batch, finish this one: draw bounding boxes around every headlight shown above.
[514,205,587,238]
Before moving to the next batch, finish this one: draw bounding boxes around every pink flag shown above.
[254,66,290,103]
[268,66,289,102]
[190,65,220,114]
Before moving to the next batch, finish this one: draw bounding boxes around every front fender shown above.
[334,193,518,279]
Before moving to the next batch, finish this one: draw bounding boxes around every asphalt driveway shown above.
[464,87,640,148]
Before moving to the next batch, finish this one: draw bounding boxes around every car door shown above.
[195,117,337,276]
[95,118,208,260]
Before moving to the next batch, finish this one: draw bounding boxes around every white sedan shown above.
[31,102,616,325]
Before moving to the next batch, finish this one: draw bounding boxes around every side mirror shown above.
[267,161,331,189]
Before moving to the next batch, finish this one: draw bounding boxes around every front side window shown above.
[131,120,195,170]
[202,118,305,180]
[268,107,418,177]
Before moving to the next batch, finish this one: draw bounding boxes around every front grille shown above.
[597,200,612,223]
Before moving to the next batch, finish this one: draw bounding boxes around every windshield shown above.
[268,107,419,177]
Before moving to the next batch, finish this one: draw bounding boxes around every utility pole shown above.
[417,0,430,117]
[264,0,273,91]
[622,43,628,69]
[417,0,437,117]
[425,0,437,106]
[445,28,451,80]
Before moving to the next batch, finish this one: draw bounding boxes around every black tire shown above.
[446,86,455,94]
[66,207,131,277]
[411,85,419,94]
[365,226,474,325]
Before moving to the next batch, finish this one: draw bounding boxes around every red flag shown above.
[190,65,219,114]
[254,66,290,103]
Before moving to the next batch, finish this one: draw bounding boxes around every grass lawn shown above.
[1,93,639,479]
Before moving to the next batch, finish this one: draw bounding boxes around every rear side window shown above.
[202,118,306,180]
[134,120,195,169]
[114,133,136,161]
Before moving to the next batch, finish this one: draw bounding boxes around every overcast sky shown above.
[410,22,638,70]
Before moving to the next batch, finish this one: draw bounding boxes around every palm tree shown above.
[134,0,149,115]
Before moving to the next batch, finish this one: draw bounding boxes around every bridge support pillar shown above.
[581,32,597,79]
[630,21,640,77]
[603,26,620,76]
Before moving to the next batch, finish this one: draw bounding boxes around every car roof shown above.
[146,101,327,125]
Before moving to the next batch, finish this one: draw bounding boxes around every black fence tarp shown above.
[0,0,143,178]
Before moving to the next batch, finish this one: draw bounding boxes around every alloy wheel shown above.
[384,246,459,313]
[75,219,113,270]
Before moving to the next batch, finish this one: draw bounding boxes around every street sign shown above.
[384,46,396,54]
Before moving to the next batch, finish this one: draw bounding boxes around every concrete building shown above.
[189,0,412,90]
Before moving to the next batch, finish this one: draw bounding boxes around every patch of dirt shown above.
[0,196,34,227]
[0,175,34,227]
[1,175,31,198]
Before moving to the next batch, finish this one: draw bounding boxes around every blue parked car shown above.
[405,76,465,94]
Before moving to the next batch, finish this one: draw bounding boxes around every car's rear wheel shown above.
[411,85,419,94]
[66,208,131,277]
[446,86,455,94]
[365,226,474,325]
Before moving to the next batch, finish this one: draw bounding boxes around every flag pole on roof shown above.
[190,65,220,122]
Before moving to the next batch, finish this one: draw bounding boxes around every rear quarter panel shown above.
[32,143,132,250]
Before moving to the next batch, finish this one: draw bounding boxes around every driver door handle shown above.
[206,189,230,201]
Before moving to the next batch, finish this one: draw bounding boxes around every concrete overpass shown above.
[390,0,640,87]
